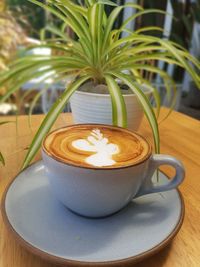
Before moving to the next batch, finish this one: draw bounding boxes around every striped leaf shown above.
[55,1,91,41]
[121,9,171,31]
[63,1,87,17]
[97,4,104,62]
[27,73,74,127]
[122,64,177,110]
[135,26,165,35]
[87,0,96,6]
[88,3,98,63]
[28,0,87,41]
[97,0,118,6]
[109,52,183,69]
[105,33,200,90]
[102,6,123,53]
[40,24,70,42]
[110,72,160,153]
[102,3,143,53]
[0,58,83,103]
[22,75,91,169]
[159,39,200,88]
[128,72,161,118]
[28,0,69,24]
[79,36,94,64]
[0,67,56,103]
[105,75,127,127]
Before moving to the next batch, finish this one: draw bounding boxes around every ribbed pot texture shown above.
[70,83,152,131]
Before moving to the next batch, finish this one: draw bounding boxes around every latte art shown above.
[43,125,150,168]
[72,129,119,167]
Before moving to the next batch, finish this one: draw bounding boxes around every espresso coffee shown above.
[43,125,151,168]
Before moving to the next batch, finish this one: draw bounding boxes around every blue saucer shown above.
[2,161,184,266]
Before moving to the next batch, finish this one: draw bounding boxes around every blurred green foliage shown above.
[7,0,45,38]
[170,0,200,48]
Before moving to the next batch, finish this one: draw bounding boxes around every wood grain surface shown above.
[0,108,200,267]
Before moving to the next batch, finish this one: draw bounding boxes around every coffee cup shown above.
[42,124,185,218]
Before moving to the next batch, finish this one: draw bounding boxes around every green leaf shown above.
[102,3,143,54]
[28,0,69,24]
[97,4,104,63]
[40,24,70,41]
[88,2,106,64]
[84,0,91,7]
[0,151,5,166]
[79,37,94,64]
[22,75,91,169]
[105,32,200,89]
[110,72,160,154]
[18,43,85,64]
[88,3,98,63]
[159,39,200,88]
[86,0,96,6]
[29,0,89,42]
[56,1,91,41]
[64,1,87,17]
[135,26,165,35]
[28,73,76,128]
[0,66,56,103]
[128,72,161,118]
[110,51,183,69]
[0,55,87,103]
[121,9,171,31]
[97,0,118,6]
[105,75,127,127]
[122,64,177,109]
[102,6,123,54]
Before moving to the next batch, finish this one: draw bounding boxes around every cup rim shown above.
[42,124,152,170]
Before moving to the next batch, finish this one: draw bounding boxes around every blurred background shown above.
[0,0,200,118]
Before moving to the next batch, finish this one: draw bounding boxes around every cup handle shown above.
[135,154,185,198]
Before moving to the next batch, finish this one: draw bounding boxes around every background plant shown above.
[0,0,200,169]
[0,6,25,72]
[7,0,45,38]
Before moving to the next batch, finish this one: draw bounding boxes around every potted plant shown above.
[0,0,200,169]
[69,81,153,130]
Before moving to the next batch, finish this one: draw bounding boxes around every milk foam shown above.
[72,129,119,167]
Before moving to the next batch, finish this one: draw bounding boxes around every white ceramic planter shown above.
[70,82,152,131]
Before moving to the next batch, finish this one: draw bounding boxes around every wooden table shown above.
[0,109,200,267]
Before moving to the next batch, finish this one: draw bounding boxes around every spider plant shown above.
[0,0,200,169]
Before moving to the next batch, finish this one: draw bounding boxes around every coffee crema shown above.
[43,125,151,168]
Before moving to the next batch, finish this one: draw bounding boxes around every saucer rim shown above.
[1,161,185,267]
